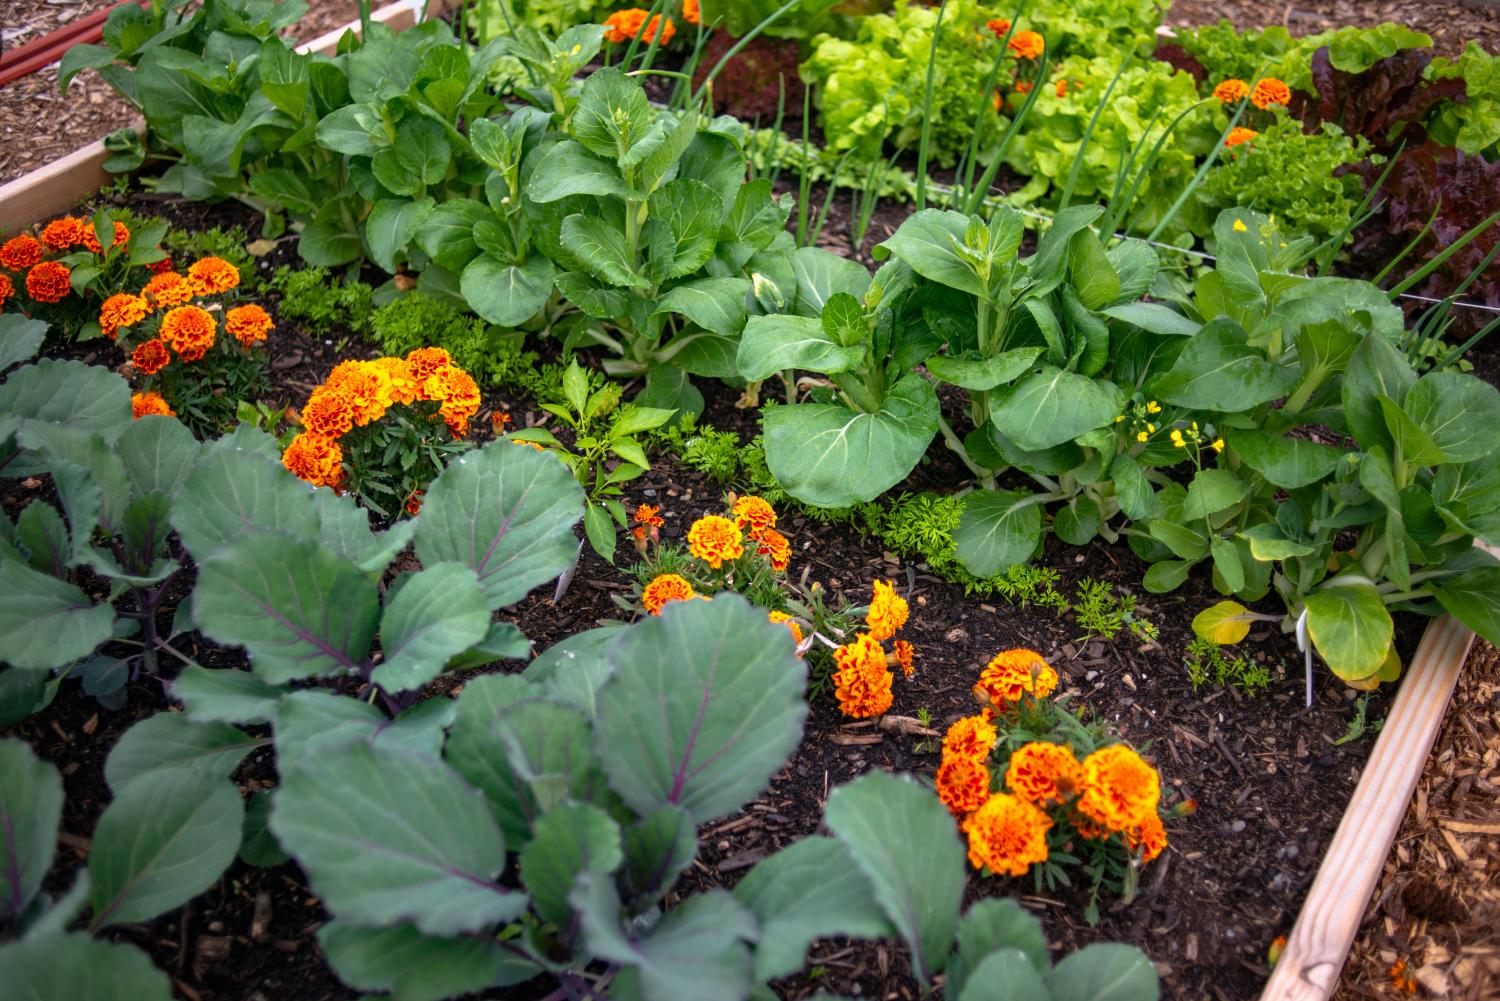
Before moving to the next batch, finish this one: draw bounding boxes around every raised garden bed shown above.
[2,2,1498,1000]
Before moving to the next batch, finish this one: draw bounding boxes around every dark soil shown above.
[4,181,1447,1001]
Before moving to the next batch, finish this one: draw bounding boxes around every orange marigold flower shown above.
[1077,743,1161,834]
[642,573,696,614]
[225,304,273,346]
[986,18,1011,37]
[404,490,424,516]
[281,432,344,489]
[142,271,195,309]
[0,234,43,271]
[1014,80,1033,94]
[131,338,171,376]
[635,503,664,528]
[768,610,804,646]
[732,494,777,535]
[973,648,1058,709]
[1388,958,1417,993]
[81,220,130,255]
[25,261,72,304]
[513,438,545,451]
[755,527,791,572]
[1004,741,1082,806]
[937,754,992,817]
[682,0,700,24]
[891,638,915,678]
[405,346,453,382]
[942,713,998,761]
[99,293,149,339]
[1055,79,1067,97]
[1127,811,1168,862]
[432,366,481,437]
[373,356,420,406]
[187,256,240,295]
[604,8,674,45]
[866,579,908,641]
[1224,126,1259,148]
[148,253,175,275]
[131,391,175,420]
[603,8,646,42]
[1212,78,1250,103]
[159,305,217,362]
[300,385,356,439]
[326,360,394,426]
[687,514,744,569]
[1250,76,1291,109]
[961,791,1051,876]
[40,216,88,251]
[0,273,13,308]
[1008,29,1044,60]
[832,632,893,719]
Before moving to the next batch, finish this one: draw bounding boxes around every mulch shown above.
[1337,641,1500,1001]
[0,0,365,187]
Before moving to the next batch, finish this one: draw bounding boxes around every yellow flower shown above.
[865,579,909,641]
[1136,431,1148,442]
[767,610,803,646]
[1146,400,1161,414]
[1232,218,1248,233]
[1115,415,1125,423]
[1212,438,1225,452]
[1146,423,1156,433]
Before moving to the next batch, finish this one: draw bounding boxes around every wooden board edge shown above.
[0,0,450,234]
[1259,543,1498,1000]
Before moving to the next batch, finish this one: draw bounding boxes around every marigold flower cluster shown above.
[1,218,144,314]
[935,654,1170,879]
[282,348,481,491]
[603,8,675,45]
[831,578,916,719]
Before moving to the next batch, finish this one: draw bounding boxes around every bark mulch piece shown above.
[1337,640,1500,1001]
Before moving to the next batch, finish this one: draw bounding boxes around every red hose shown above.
[0,2,149,88]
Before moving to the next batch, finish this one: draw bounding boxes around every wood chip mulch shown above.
[0,0,364,187]
[1337,641,1500,1001]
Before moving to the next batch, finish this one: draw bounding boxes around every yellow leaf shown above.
[1191,600,1252,645]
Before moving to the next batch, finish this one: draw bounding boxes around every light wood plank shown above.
[1260,546,1497,1000]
